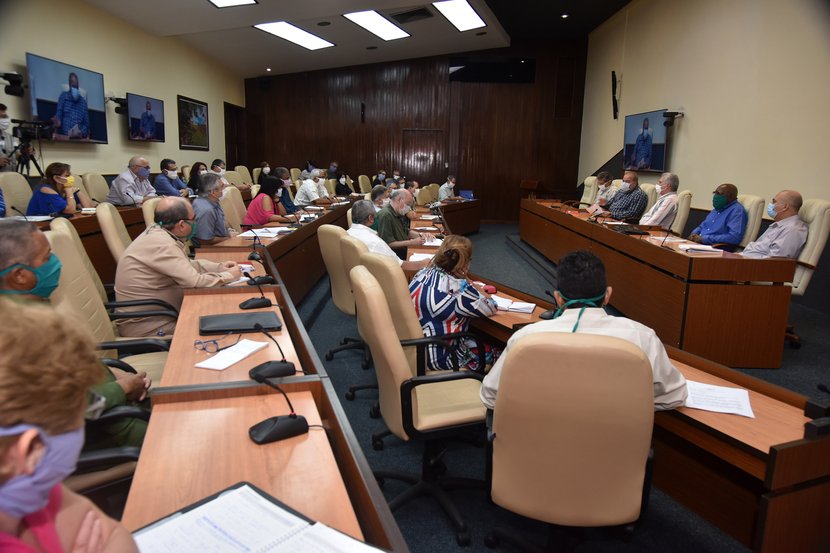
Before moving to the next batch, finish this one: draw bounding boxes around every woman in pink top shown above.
[0,301,137,552]
[243,177,300,226]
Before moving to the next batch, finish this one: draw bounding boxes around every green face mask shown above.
[712,194,729,211]
[552,290,607,332]
[185,220,197,241]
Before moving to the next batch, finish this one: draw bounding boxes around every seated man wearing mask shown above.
[192,172,233,247]
[592,171,616,208]
[106,156,158,206]
[294,169,334,207]
[742,190,808,259]
[376,188,426,258]
[273,166,301,214]
[481,250,687,411]
[600,171,647,220]
[640,172,680,230]
[438,175,464,201]
[114,197,241,337]
[688,183,747,251]
[153,158,190,197]
[347,200,430,272]
[211,158,251,191]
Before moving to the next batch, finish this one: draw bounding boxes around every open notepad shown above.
[491,295,536,314]
[133,482,384,553]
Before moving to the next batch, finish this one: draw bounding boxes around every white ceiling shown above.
[84,0,510,78]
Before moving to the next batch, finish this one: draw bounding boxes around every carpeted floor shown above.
[296,223,830,552]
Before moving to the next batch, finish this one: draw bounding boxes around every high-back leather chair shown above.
[579,176,598,206]
[81,172,111,204]
[346,208,353,229]
[358,174,372,194]
[223,170,245,189]
[738,194,764,247]
[180,165,191,183]
[324,179,337,196]
[319,225,354,315]
[351,265,485,545]
[487,332,654,549]
[96,202,132,263]
[339,234,374,381]
[141,197,161,228]
[220,186,245,233]
[234,165,253,184]
[671,190,693,235]
[290,167,301,182]
[252,167,262,184]
[345,174,356,193]
[50,217,108,303]
[792,199,830,297]
[641,183,658,211]
[0,172,33,216]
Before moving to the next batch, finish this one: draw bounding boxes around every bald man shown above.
[742,190,808,259]
[114,197,241,336]
[106,155,158,206]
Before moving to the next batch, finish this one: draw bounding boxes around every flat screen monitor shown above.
[25,52,108,144]
[623,109,667,172]
[127,93,165,142]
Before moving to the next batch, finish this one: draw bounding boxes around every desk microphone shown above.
[249,322,296,379]
[539,289,557,320]
[248,378,308,444]
[10,206,28,220]
[659,231,673,250]
[239,271,273,310]
[248,233,263,262]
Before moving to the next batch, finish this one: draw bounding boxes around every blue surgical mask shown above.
[70,86,79,101]
[552,291,607,332]
[767,202,777,218]
[136,166,150,179]
[0,253,62,299]
[0,425,85,518]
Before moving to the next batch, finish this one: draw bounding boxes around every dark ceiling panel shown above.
[484,0,631,41]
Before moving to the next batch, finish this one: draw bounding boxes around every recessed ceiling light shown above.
[317,21,331,26]
[366,46,378,50]
[432,0,486,32]
[254,21,334,50]
[208,0,256,7]
[266,67,271,72]
[561,13,569,19]
[344,10,410,41]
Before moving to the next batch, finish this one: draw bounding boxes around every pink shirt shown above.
[0,485,64,552]
[243,193,277,226]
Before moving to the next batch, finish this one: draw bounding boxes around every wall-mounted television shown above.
[623,108,667,172]
[25,52,108,144]
[127,93,164,142]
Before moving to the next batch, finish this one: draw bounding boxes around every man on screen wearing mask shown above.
[631,117,653,170]
[438,175,464,201]
[106,156,158,206]
[51,72,90,140]
[376,189,426,258]
[741,190,808,259]
[139,100,156,139]
[0,103,17,174]
[115,197,241,337]
[480,250,687,411]
[688,183,747,251]
[153,158,190,197]
[639,172,680,230]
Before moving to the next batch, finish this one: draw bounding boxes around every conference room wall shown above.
[244,40,587,220]
[0,0,244,176]
[578,0,830,209]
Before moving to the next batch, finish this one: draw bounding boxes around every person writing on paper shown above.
[742,190,808,259]
[192,173,233,247]
[347,200,429,272]
[410,235,499,372]
[294,170,334,207]
[480,250,687,410]
[438,175,464,201]
[0,300,139,552]
[26,162,94,216]
[376,189,426,257]
[114,197,241,337]
[153,159,190,197]
[592,172,616,208]
[639,172,680,230]
[688,183,747,251]
[106,156,157,206]
[600,171,648,220]
[51,72,90,139]
[242,177,300,226]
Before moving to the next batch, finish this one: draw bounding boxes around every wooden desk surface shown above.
[195,251,267,278]
[158,288,302,388]
[120,390,364,540]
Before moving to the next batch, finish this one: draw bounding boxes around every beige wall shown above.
[0,0,244,175]
[579,0,830,210]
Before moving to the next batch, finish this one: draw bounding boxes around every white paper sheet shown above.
[414,226,439,231]
[491,295,513,311]
[678,244,723,255]
[408,253,433,262]
[13,215,52,222]
[684,380,755,418]
[238,228,281,238]
[419,215,439,220]
[508,302,536,314]
[423,237,443,247]
[194,339,268,370]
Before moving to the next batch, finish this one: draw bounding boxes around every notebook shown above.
[199,312,281,335]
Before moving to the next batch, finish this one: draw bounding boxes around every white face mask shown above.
[198,169,206,176]
[215,168,225,176]
[448,181,455,188]
[166,169,178,179]
[654,184,662,195]
[382,198,391,207]
[262,167,271,175]
[339,177,346,185]
[0,117,9,132]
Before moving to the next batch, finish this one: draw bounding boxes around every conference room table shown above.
[518,199,796,368]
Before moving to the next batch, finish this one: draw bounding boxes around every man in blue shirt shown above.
[631,118,653,169]
[689,183,747,251]
[192,172,231,247]
[52,72,90,139]
[139,101,156,139]
[0,187,5,217]
[153,158,190,197]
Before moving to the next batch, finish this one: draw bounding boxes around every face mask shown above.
[712,194,729,211]
[382,198,391,207]
[262,167,271,175]
[197,169,206,176]
[70,86,79,101]
[552,291,607,332]
[0,117,9,132]
[0,253,62,299]
[281,178,291,188]
[0,425,84,518]
[767,202,777,218]
[136,166,150,179]
[399,205,412,215]
[215,168,225,176]
[654,184,662,195]
[378,173,386,181]
[166,169,178,179]
[178,219,197,242]
[329,165,337,172]
[276,188,283,198]
[339,177,346,185]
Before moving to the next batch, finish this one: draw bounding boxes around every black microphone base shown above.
[250,360,296,380]
[248,251,262,262]
[239,297,273,310]
[247,276,276,286]
[249,415,308,444]
[538,309,556,320]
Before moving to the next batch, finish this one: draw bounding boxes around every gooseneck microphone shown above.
[248,378,309,444]
[539,289,557,320]
[10,206,28,220]
[659,230,673,250]
[248,233,263,262]
[239,271,273,310]
[248,322,296,379]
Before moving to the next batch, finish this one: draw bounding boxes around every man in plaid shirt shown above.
[603,171,647,220]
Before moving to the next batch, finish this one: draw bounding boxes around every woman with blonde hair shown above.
[0,300,137,552]
[409,235,498,371]
[26,162,94,216]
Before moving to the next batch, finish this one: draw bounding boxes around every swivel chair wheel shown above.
[325,352,334,361]
[484,533,499,548]
[369,404,380,418]
[372,438,385,451]
[345,391,355,401]
[456,530,471,546]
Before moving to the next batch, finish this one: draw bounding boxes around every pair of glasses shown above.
[85,390,107,421]
[194,332,241,353]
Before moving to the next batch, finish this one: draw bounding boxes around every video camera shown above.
[11,119,53,142]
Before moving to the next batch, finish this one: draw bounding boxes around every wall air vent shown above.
[390,7,433,25]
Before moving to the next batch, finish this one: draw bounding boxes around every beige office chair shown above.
[641,183,658,211]
[426,183,440,201]
[290,167,301,182]
[358,174,372,194]
[324,179,337,196]
[234,165,253,184]
[346,208,353,229]
[339,234,374,377]
[579,176,598,206]
[487,333,654,550]
[71,174,92,200]
[738,194,764,247]
[96,202,132,263]
[351,265,485,546]
[50,217,108,303]
[252,167,262,185]
[611,178,624,191]
[416,185,434,206]
[141,197,161,228]
[81,172,111,204]
[224,170,245,189]
[250,184,260,198]
[345,174,356,193]
[220,185,245,233]
[180,165,191,183]
[671,190,693,235]
[0,172,33,216]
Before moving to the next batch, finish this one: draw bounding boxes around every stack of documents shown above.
[419,214,439,221]
[194,339,268,370]
[423,237,443,247]
[684,380,755,418]
[414,226,439,231]
[238,228,285,238]
[80,207,97,215]
[678,243,723,255]
[491,295,536,314]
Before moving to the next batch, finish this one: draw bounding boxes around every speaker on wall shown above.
[611,70,619,120]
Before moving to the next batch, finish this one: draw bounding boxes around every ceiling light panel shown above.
[254,21,334,50]
[209,0,256,8]
[432,0,486,32]
[344,10,410,41]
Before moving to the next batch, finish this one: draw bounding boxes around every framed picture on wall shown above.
[177,95,209,151]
